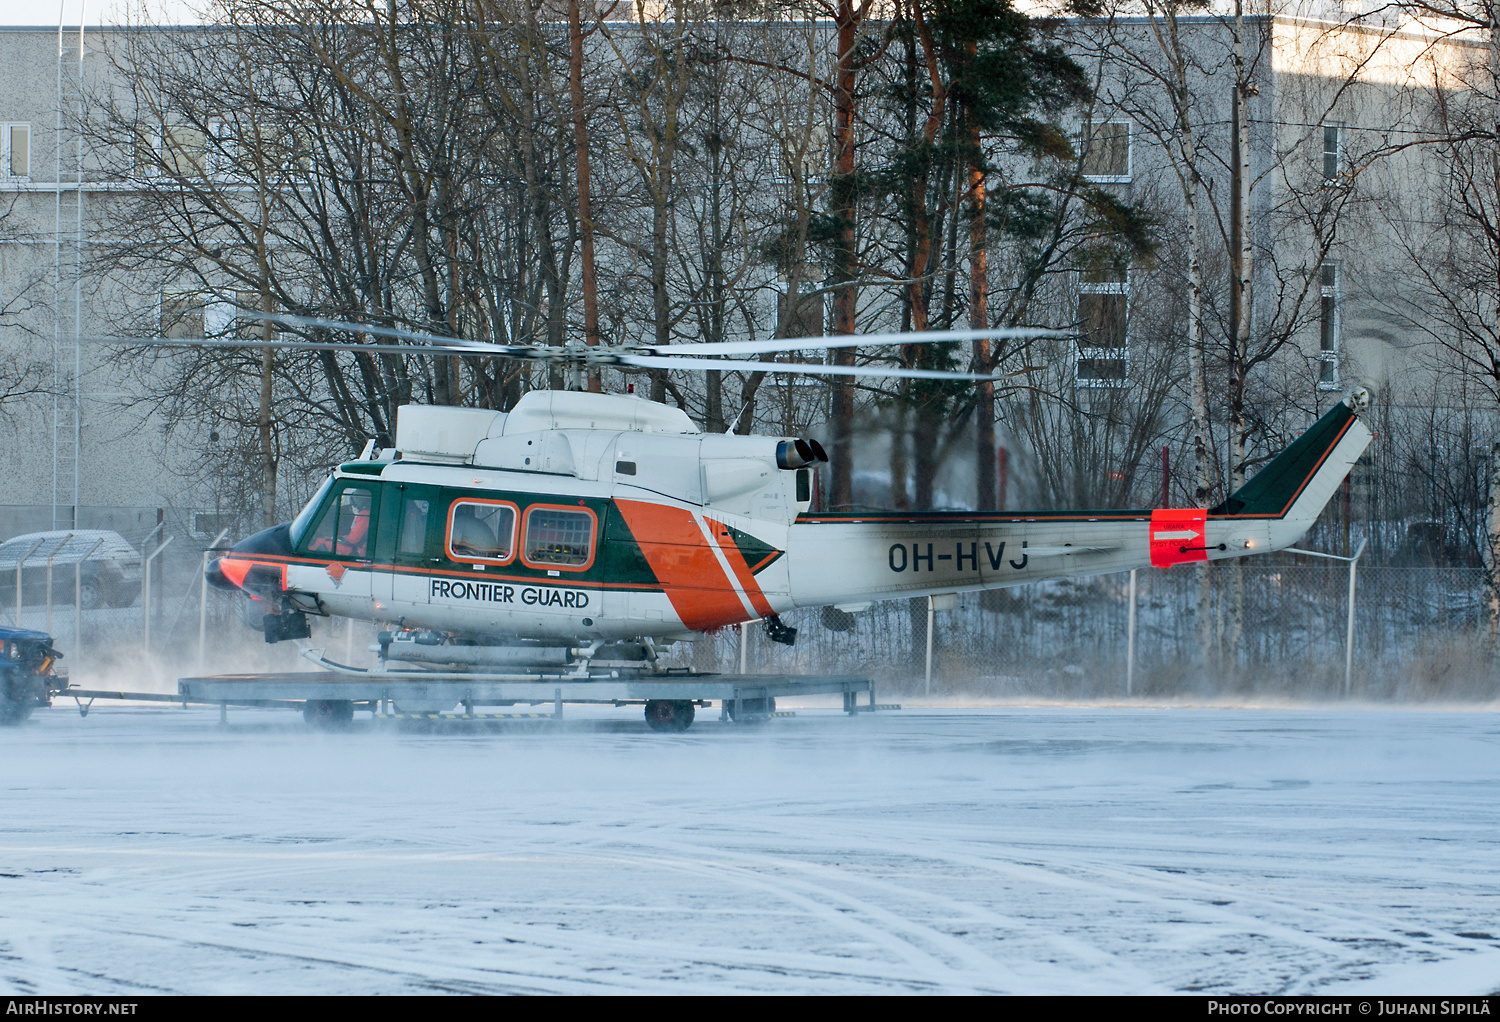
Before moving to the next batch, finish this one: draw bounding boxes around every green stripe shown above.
[723,523,780,572]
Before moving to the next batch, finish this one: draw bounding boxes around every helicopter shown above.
[109,316,1370,671]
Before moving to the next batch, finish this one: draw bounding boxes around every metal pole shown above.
[199,527,229,672]
[46,536,68,636]
[15,538,44,627]
[1126,568,1138,696]
[1344,538,1365,697]
[142,548,149,654]
[1287,541,1365,697]
[738,622,748,674]
[142,535,174,655]
[75,537,101,663]
[925,595,935,696]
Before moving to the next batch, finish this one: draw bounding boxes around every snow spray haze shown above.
[3,700,1499,993]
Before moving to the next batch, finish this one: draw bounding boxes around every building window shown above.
[161,292,205,339]
[1318,262,1339,390]
[1323,123,1341,184]
[774,280,824,339]
[139,125,207,179]
[1,124,29,179]
[1076,267,1128,387]
[207,289,284,341]
[1081,121,1130,181]
[190,510,238,540]
[164,124,207,177]
[206,118,232,178]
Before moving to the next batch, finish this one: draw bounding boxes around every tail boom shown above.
[784,396,1372,608]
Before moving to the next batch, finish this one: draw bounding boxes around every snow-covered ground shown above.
[1,701,1498,994]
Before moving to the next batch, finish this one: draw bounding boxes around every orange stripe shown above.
[232,553,655,590]
[218,557,286,592]
[748,550,781,573]
[614,500,749,631]
[705,517,775,618]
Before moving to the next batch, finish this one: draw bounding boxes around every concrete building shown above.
[0,6,1484,542]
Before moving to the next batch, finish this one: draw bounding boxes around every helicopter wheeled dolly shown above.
[64,667,883,733]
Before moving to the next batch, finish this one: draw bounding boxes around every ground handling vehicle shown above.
[0,626,66,725]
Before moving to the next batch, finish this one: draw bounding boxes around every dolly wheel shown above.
[644,699,694,732]
[303,699,355,729]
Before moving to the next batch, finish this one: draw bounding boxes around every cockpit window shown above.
[289,475,335,547]
[303,485,375,559]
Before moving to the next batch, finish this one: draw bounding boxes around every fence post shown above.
[75,537,102,666]
[46,534,70,637]
[142,535,174,655]
[925,595,935,696]
[199,528,230,672]
[1288,541,1366,697]
[1345,538,1366,697]
[1126,568,1138,696]
[15,538,44,627]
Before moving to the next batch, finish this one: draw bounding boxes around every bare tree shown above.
[0,195,49,424]
[90,0,573,521]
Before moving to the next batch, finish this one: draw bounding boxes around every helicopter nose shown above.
[207,523,295,594]
[205,557,236,592]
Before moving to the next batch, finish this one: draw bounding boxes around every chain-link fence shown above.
[0,505,321,683]
[691,563,1500,701]
[5,504,1497,699]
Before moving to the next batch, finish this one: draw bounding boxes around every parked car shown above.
[0,530,143,609]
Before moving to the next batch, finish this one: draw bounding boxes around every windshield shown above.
[288,475,336,547]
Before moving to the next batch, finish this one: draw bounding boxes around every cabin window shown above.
[796,469,810,503]
[398,498,430,556]
[446,500,517,563]
[303,485,375,559]
[522,505,596,570]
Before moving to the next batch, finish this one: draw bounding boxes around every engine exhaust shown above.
[776,438,829,470]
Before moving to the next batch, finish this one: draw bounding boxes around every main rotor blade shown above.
[251,313,556,358]
[651,327,1066,357]
[80,334,550,360]
[251,313,510,352]
[618,353,1008,382]
[82,335,450,356]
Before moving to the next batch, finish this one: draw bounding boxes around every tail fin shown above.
[1210,392,1373,526]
